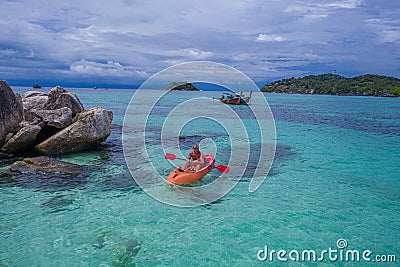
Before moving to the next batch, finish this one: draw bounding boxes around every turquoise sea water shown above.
[0,88,399,266]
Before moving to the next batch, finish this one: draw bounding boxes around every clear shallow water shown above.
[0,88,399,266]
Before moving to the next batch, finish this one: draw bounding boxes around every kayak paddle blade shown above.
[215,165,229,173]
[165,153,177,160]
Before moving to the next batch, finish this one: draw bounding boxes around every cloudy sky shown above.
[0,0,399,87]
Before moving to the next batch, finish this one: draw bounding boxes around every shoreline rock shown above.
[0,81,113,158]
[0,81,24,147]
[10,156,82,177]
[0,124,43,154]
[35,107,113,155]
[1,81,113,188]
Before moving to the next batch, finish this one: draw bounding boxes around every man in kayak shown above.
[179,144,205,172]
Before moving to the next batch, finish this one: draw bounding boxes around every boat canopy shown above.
[222,91,241,96]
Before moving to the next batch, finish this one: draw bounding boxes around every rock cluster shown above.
[0,81,113,157]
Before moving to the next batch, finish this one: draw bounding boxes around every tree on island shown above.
[165,82,199,91]
[261,74,400,96]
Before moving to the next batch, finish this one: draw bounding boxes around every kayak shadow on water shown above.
[234,143,297,182]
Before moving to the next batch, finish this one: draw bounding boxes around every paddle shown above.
[165,153,185,161]
[165,153,230,173]
[213,164,230,173]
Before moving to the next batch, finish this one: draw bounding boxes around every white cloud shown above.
[285,0,364,20]
[366,18,400,43]
[325,0,363,9]
[380,30,400,43]
[256,33,284,42]
[230,53,252,61]
[70,59,147,77]
[63,25,99,43]
[155,48,214,59]
[0,49,18,57]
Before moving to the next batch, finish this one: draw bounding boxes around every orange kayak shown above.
[166,154,215,186]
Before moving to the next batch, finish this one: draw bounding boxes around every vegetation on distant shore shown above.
[166,82,199,91]
[261,74,400,96]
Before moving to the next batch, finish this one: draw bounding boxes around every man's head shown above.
[193,144,199,150]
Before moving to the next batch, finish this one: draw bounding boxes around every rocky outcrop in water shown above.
[0,81,24,148]
[0,81,113,156]
[0,124,43,154]
[35,107,113,155]
[10,156,82,177]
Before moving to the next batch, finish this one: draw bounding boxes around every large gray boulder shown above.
[47,86,66,100]
[45,86,84,116]
[0,81,24,147]
[32,107,72,129]
[10,156,82,177]
[0,124,43,154]
[22,87,79,126]
[23,91,48,98]
[35,107,113,155]
[22,91,48,111]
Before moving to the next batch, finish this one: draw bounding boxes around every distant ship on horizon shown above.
[33,83,42,89]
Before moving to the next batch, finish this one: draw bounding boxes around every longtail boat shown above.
[219,91,252,105]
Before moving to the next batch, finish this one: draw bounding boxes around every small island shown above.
[165,81,199,91]
[261,74,400,96]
